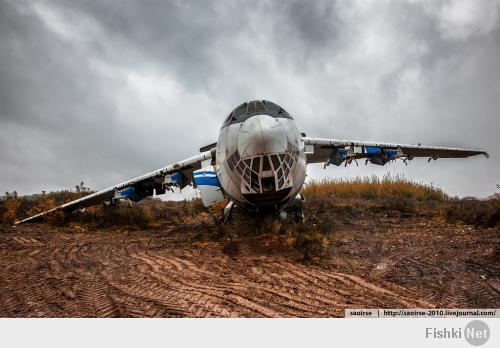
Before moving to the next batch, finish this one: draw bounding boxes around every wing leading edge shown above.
[304,137,489,166]
[15,148,216,225]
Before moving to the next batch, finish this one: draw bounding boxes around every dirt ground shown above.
[0,212,499,317]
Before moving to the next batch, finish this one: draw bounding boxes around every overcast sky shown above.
[1,0,499,199]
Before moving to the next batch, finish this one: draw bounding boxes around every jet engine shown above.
[365,147,398,166]
[193,165,224,207]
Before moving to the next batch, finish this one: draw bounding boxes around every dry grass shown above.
[2,178,498,231]
[0,190,86,225]
[301,174,448,202]
[2,182,498,269]
[69,198,206,228]
[442,196,500,228]
[0,189,205,228]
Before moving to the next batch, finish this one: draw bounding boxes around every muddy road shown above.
[1,214,499,317]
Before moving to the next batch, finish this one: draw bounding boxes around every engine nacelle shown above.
[327,148,351,166]
[193,165,224,207]
[113,185,152,202]
[164,171,189,190]
[365,147,398,166]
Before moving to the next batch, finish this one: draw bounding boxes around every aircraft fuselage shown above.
[215,101,306,211]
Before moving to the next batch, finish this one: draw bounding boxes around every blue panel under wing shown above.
[118,186,135,198]
[194,176,220,187]
[365,146,381,154]
[384,149,398,158]
[338,148,349,157]
[170,172,184,185]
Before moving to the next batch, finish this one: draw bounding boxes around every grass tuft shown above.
[301,174,448,202]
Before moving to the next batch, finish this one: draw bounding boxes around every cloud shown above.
[0,0,499,199]
[435,0,499,40]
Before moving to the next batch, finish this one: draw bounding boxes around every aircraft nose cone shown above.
[237,115,288,157]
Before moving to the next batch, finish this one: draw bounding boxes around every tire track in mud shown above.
[1,221,498,317]
[132,252,339,316]
[1,232,120,317]
[384,254,499,307]
[0,234,432,317]
[79,275,117,317]
[0,292,26,316]
[11,236,43,246]
[121,252,250,317]
[106,270,235,317]
[126,252,312,317]
[123,250,429,317]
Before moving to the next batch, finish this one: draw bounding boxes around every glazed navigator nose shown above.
[237,114,288,157]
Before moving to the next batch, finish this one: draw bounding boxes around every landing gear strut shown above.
[292,207,305,223]
[223,201,236,224]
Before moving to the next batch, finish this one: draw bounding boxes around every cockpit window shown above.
[262,155,271,171]
[252,157,260,172]
[262,100,280,113]
[270,155,280,170]
[255,100,265,112]
[222,100,294,128]
[232,103,247,120]
[223,112,232,125]
[229,152,296,197]
[278,107,290,118]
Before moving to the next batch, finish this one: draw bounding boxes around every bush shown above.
[293,232,330,262]
[1,198,21,225]
[0,185,205,228]
[0,189,91,225]
[443,197,500,228]
[301,174,448,202]
[67,198,206,228]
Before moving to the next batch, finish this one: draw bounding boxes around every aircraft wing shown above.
[15,148,215,225]
[303,137,489,166]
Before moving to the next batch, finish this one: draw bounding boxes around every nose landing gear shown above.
[280,194,305,223]
[291,207,305,223]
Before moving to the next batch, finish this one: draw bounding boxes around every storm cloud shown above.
[1,0,499,198]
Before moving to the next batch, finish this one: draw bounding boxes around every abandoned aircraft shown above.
[17,100,488,224]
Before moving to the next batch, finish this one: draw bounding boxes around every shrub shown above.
[301,174,448,202]
[1,198,21,225]
[0,189,91,225]
[443,197,500,228]
[293,232,330,262]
